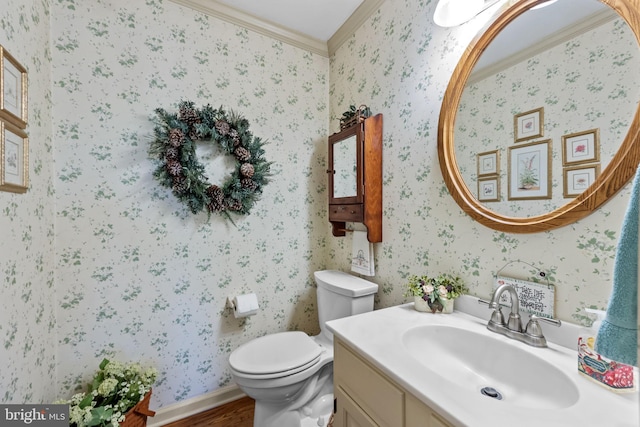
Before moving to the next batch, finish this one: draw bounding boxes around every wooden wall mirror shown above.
[328,114,383,242]
[329,125,363,205]
[438,0,640,233]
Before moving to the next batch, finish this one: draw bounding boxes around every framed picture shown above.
[514,107,543,142]
[478,176,500,202]
[0,46,28,129]
[0,120,29,193]
[563,164,600,198]
[507,139,551,200]
[477,150,500,177]
[562,128,600,166]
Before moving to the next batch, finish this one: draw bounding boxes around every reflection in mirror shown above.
[438,0,640,233]
[455,0,640,218]
[333,135,358,198]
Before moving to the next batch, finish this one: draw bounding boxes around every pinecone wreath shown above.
[149,101,273,219]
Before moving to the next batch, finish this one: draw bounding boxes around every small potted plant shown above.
[404,273,468,313]
[57,358,158,427]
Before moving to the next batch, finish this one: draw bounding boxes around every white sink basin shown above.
[327,300,638,427]
[402,324,580,410]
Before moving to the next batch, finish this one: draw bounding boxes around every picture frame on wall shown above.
[478,176,500,202]
[0,46,28,129]
[514,107,543,142]
[477,149,500,177]
[563,164,600,198]
[0,120,29,193]
[562,128,600,166]
[507,139,551,200]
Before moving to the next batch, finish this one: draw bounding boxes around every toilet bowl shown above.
[229,270,378,427]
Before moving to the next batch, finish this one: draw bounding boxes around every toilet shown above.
[228,270,379,427]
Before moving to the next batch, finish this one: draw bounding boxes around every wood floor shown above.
[161,396,255,427]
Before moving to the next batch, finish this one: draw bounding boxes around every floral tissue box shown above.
[578,336,636,393]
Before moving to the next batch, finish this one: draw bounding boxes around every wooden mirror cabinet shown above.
[327,114,383,242]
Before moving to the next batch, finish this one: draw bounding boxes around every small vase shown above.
[441,298,454,314]
[414,296,431,312]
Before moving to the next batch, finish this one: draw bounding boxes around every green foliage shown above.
[149,101,273,220]
[56,358,158,427]
[404,273,468,313]
[339,104,372,128]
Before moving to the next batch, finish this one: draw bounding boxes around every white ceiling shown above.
[171,0,618,60]
[215,0,365,41]
[475,0,610,72]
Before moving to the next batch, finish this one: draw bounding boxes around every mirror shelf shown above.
[438,0,640,233]
[328,114,383,242]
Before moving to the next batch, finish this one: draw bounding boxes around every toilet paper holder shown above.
[226,293,260,318]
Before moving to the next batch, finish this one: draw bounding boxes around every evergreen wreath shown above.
[149,101,272,219]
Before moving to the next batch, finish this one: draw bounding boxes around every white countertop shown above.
[326,298,639,427]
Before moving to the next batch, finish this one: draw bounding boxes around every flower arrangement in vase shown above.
[404,273,468,313]
[57,358,158,427]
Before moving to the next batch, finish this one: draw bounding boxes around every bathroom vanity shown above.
[327,297,639,427]
[334,337,453,427]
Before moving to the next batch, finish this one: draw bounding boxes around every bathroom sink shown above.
[402,324,580,410]
[327,301,638,426]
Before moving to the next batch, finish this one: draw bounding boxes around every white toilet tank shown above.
[314,270,378,343]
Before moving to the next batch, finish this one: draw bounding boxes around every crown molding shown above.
[168,0,329,56]
[328,0,386,56]
[469,8,618,84]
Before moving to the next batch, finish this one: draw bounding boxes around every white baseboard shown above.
[147,384,246,426]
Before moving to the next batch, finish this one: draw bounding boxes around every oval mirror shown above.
[438,0,640,233]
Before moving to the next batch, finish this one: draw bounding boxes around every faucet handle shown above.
[529,314,561,328]
[478,299,506,326]
[479,299,509,325]
[478,299,508,309]
[524,314,561,347]
[490,307,506,326]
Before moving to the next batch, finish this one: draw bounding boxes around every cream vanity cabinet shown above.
[334,338,454,427]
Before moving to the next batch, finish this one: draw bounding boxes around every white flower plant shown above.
[57,358,158,427]
[404,273,468,313]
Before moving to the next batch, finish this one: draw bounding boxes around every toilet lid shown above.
[229,331,322,376]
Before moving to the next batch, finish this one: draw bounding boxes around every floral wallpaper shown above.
[0,0,637,412]
[328,0,634,329]
[456,17,639,216]
[49,0,329,407]
[0,0,56,404]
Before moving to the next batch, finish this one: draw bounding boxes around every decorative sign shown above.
[493,276,555,318]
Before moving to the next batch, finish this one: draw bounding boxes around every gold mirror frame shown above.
[438,0,640,233]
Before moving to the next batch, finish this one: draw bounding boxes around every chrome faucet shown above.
[480,284,561,348]
[488,284,522,333]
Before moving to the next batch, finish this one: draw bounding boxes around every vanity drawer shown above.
[329,204,364,222]
[334,340,404,427]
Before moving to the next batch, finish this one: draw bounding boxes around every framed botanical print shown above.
[478,176,500,202]
[477,150,500,177]
[562,129,600,166]
[0,46,28,129]
[514,107,543,142]
[507,139,551,200]
[0,120,29,193]
[563,164,600,198]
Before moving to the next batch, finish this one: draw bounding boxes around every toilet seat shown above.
[231,355,321,380]
[229,331,322,378]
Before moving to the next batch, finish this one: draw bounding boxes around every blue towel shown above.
[595,166,639,366]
